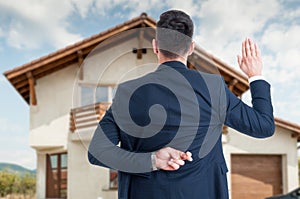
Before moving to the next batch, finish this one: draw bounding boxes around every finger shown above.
[185,151,192,160]
[181,151,193,161]
[186,151,192,156]
[170,159,185,166]
[186,156,193,162]
[180,152,187,160]
[255,43,261,58]
[249,38,256,57]
[245,38,251,57]
[168,161,180,170]
[237,55,242,67]
[169,149,182,160]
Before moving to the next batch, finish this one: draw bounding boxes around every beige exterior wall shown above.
[29,63,79,198]
[29,63,78,149]
[82,38,156,85]
[223,126,298,198]
[36,152,46,199]
[68,138,118,199]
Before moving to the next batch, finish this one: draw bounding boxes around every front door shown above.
[46,153,67,198]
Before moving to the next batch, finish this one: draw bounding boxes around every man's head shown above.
[153,10,194,60]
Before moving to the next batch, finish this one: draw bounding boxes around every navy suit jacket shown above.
[88,61,275,199]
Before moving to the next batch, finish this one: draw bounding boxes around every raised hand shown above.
[237,38,263,78]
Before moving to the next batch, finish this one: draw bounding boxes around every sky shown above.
[0,0,299,169]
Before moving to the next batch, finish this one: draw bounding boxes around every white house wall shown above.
[223,126,298,198]
[29,63,78,149]
[68,139,118,199]
[36,152,46,199]
[82,37,157,85]
[29,63,78,198]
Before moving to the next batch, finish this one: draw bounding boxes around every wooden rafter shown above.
[222,125,228,135]
[228,78,238,92]
[292,132,300,141]
[26,72,37,105]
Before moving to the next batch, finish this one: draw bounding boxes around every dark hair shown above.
[156,10,194,58]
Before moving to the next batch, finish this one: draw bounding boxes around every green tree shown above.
[0,170,36,197]
[20,173,36,196]
[0,170,17,196]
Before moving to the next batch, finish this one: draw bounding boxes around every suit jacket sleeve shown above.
[224,80,275,138]
[88,107,151,177]
[88,107,120,167]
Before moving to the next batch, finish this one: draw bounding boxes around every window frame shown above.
[78,82,116,106]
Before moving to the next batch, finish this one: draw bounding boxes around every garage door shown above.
[231,154,282,199]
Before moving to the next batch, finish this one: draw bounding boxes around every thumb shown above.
[237,55,242,67]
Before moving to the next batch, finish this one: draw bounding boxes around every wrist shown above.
[151,152,158,171]
[248,75,266,83]
[248,73,262,78]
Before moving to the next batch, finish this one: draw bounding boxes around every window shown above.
[46,153,67,198]
[80,85,116,106]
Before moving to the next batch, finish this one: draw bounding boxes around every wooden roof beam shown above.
[222,125,228,135]
[26,72,37,106]
[228,78,238,92]
[291,132,300,142]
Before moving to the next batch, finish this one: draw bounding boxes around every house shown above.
[4,13,300,199]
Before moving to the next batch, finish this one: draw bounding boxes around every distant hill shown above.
[0,163,35,175]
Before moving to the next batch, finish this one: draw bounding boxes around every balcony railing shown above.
[70,102,111,132]
[70,102,229,134]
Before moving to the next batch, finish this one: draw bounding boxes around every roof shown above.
[3,13,300,139]
[3,13,248,103]
[275,118,300,141]
[4,13,157,104]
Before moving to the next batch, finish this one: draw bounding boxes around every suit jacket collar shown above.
[157,61,188,71]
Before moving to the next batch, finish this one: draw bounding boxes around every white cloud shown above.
[272,89,300,124]
[166,0,201,16]
[0,27,3,37]
[0,75,6,83]
[194,0,280,68]
[0,0,82,49]
[261,24,300,52]
[91,0,165,18]
[0,118,23,134]
[0,118,35,169]
[281,4,300,21]
[261,24,300,79]
[0,0,170,51]
[71,0,94,18]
